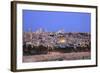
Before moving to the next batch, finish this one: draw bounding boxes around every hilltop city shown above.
[23,28,91,55]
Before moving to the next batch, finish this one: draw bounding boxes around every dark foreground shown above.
[23,52,90,62]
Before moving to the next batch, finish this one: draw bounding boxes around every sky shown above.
[23,10,91,32]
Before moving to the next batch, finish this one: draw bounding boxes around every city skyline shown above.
[23,10,91,32]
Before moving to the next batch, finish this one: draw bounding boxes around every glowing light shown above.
[60,39,66,43]
[59,37,66,43]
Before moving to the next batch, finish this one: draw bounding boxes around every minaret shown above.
[36,28,44,34]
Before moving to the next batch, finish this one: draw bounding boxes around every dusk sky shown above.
[23,10,91,32]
